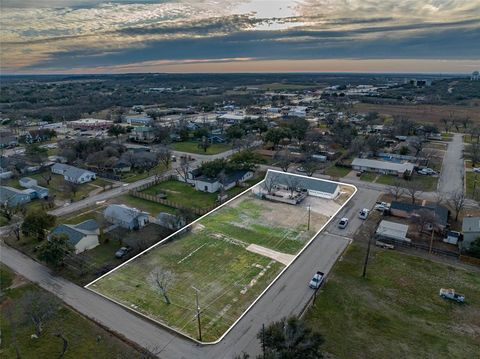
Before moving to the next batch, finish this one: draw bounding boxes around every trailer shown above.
[439,288,465,303]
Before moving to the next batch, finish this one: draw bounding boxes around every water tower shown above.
[472,71,479,80]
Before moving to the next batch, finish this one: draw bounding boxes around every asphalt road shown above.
[0,185,380,359]
[48,147,241,217]
[437,133,465,197]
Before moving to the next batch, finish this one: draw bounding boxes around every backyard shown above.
[171,141,231,155]
[88,177,350,342]
[305,242,480,359]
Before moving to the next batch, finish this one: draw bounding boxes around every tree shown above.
[176,157,190,183]
[226,125,244,140]
[449,190,466,222]
[262,173,280,194]
[404,180,423,204]
[387,180,406,200]
[107,125,126,142]
[229,150,261,171]
[411,208,436,233]
[41,171,52,186]
[331,121,357,147]
[38,234,73,267]
[65,180,79,199]
[199,158,228,178]
[467,142,480,167]
[20,290,58,337]
[21,209,56,240]
[149,267,174,305]
[302,159,321,177]
[284,175,301,197]
[157,146,172,169]
[259,316,324,359]
[197,136,211,153]
[193,127,209,139]
[265,127,291,149]
[275,149,293,172]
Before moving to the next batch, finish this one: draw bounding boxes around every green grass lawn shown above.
[359,172,377,182]
[324,166,351,178]
[411,174,438,191]
[142,180,218,209]
[376,174,398,185]
[305,243,480,359]
[115,194,181,216]
[0,265,141,359]
[90,190,333,342]
[465,171,480,199]
[121,163,169,183]
[171,141,231,155]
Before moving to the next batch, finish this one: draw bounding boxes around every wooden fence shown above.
[130,175,216,216]
[459,255,480,266]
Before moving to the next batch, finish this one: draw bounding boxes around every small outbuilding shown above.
[375,220,411,242]
[104,204,149,230]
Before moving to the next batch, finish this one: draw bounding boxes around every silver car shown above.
[338,217,349,229]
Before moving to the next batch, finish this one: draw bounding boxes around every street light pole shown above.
[192,286,202,342]
[307,206,311,231]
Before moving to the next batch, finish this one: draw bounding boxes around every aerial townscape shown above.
[0,1,479,359]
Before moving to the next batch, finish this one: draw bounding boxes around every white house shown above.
[264,170,340,199]
[351,158,415,176]
[49,220,100,254]
[51,163,96,184]
[190,170,254,193]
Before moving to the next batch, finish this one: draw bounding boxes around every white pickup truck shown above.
[439,288,465,303]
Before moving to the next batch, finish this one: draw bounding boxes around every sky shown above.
[1,0,479,74]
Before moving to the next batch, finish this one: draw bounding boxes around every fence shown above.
[376,236,460,258]
[459,254,480,266]
[130,175,216,216]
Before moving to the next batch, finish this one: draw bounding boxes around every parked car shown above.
[296,166,306,173]
[309,271,325,289]
[473,167,480,173]
[417,168,437,176]
[375,241,395,249]
[359,208,369,220]
[374,202,390,212]
[338,217,349,229]
[439,288,465,303]
[115,246,132,259]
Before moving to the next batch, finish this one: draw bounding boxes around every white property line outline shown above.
[85,169,358,345]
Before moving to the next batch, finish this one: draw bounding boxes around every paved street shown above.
[437,133,465,197]
[0,185,381,359]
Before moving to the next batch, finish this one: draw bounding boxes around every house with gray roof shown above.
[51,163,96,184]
[104,204,149,230]
[49,219,100,254]
[462,217,480,250]
[352,158,415,176]
[263,170,340,199]
[0,186,32,207]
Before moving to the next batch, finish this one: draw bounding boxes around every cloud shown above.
[1,0,479,73]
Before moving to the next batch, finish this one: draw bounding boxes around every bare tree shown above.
[449,190,466,222]
[157,146,172,169]
[262,173,280,194]
[387,179,406,200]
[175,157,190,183]
[275,149,293,172]
[404,180,423,204]
[41,172,52,186]
[284,175,301,197]
[411,208,436,233]
[64,181,79,199]
[149,267,174,305]
[20,291,57,337]
[467,142,480,167]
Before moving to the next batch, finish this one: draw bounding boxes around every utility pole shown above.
[307,206,311,231]
[261,323,266,359]
[362,236,372,278]
[192,286,202,342]
[429,228,435,254]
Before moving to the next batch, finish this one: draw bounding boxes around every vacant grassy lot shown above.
[171,141,231,155]
[325,166,351,178]
[376,174,398,185]
[359,172,377,182]
[305,243,480,359]
[412,174,438,191]
[0,265,141,359]
[91,184,338,342]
